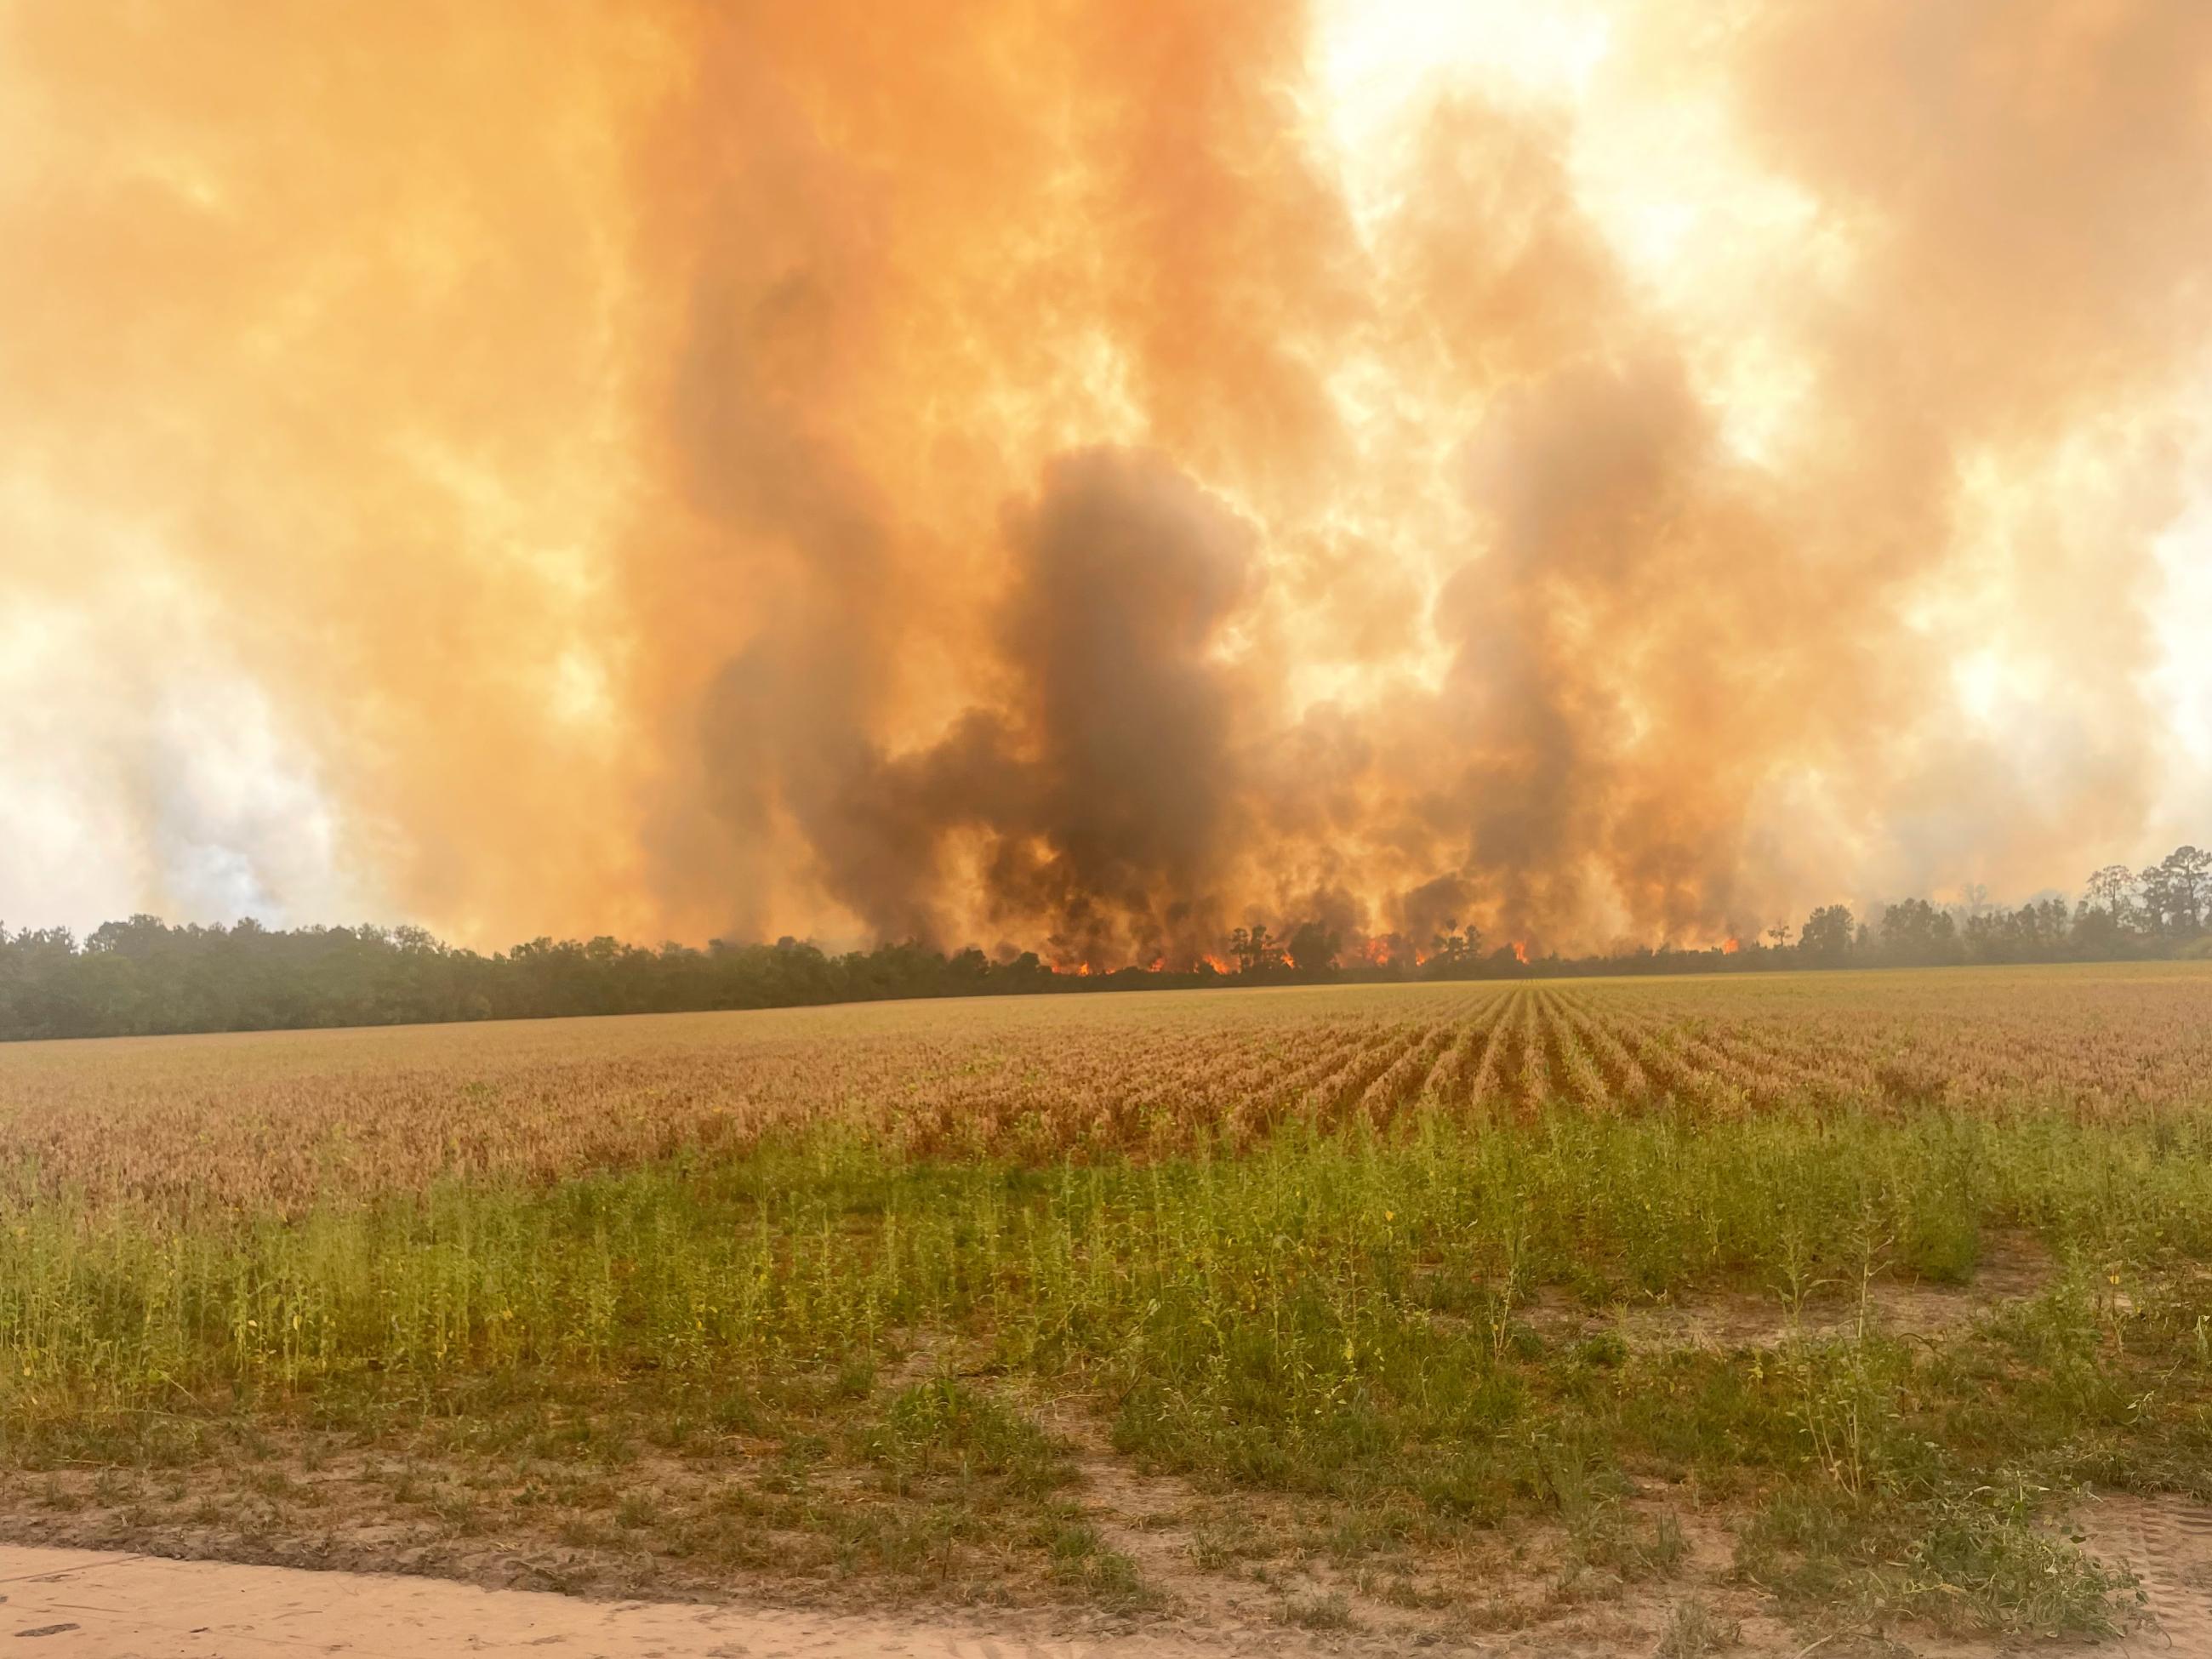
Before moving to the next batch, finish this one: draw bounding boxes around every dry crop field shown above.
[3,966,2211,1653]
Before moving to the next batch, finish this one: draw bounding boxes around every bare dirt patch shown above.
[0,1542,1207,1657]
[1525,1236,2056,1354]
[2078,1492,2212,1655]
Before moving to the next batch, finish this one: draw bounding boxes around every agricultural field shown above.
[3,965,2211,1654]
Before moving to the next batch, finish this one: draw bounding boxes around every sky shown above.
[3,0,2209,964]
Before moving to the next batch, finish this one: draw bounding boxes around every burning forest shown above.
[5,1,2212,967]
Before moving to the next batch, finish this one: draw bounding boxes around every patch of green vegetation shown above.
[864,1377,1068,1499]
[1738,1482,2135,1639]
[0,1105,2207,1633]
[1656,1597,1742,1656]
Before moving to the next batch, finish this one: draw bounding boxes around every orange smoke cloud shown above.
[3,2,2209,961]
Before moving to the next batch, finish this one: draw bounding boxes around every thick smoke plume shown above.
[3,1,2209,962]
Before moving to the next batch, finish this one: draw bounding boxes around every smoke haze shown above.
[4,0,2209,962]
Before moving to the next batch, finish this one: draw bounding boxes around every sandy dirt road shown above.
[0,1546,1224,1659]
[5,1514,2206,1658]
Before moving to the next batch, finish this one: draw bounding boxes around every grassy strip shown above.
[5,1107,2209,1383]
[2,1106,2208,1635]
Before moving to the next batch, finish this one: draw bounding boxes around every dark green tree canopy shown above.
[5,842,2208,1040]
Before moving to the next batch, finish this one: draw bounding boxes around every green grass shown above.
[2,1103,2208,1635]
[8,1106,2210,1387]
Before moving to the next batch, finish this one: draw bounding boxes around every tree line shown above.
[3,844,2208,1040]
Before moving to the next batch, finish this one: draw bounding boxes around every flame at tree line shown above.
[3,840,2209,1042]
[4,3,2212,967]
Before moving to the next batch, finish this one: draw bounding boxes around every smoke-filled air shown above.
[6,0,2212,967]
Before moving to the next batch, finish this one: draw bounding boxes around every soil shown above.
[0,1543,1177,1656]
[2076,1492,2212,1656]
[1524,1234,2057,1354]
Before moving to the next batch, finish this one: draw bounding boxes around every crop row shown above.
[3,964,2211,1218]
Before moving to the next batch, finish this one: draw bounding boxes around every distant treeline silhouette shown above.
[3,844,2208,1040]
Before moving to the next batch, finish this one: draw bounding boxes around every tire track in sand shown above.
[2084,1493,2212,1652]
